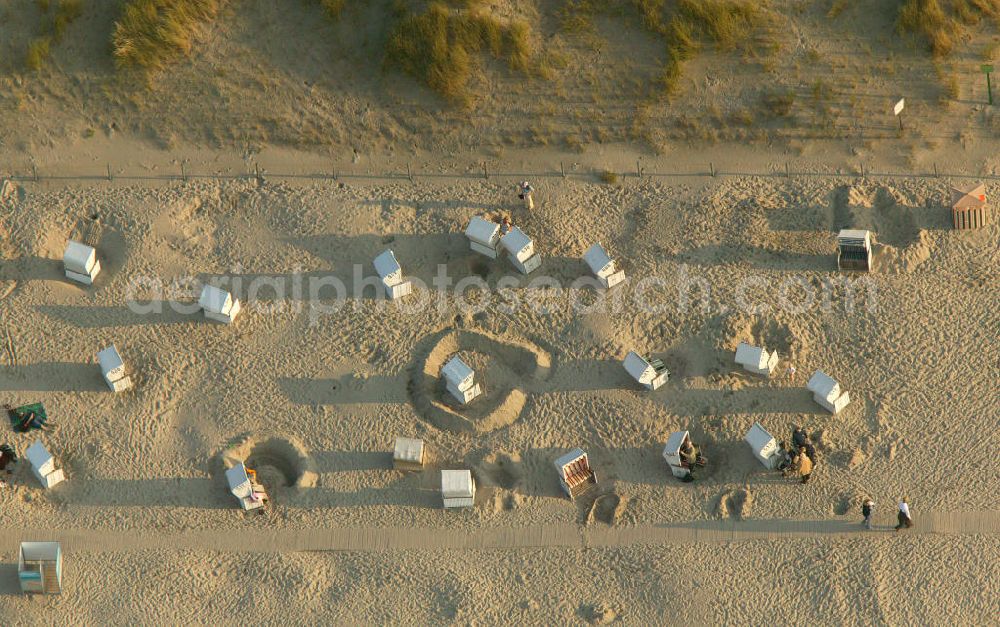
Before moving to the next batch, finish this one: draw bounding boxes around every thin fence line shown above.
[1,163,994,186]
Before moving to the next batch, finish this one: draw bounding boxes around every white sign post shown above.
[894,98,905,131]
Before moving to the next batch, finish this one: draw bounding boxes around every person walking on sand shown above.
[895,497,913,531]
[862,498,875,530]
[518,181,534,210]
[797,446,813,484]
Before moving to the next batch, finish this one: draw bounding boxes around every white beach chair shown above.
[63,240,101,285]
[807,370,851,414]
[199,285,241,324]
[734,342,779,376]
[225,462,267,511]
[393,437,425,471]
[623,351,669,391]
[97,344,133,392]
[25,441,65,489]
[441,469,475,508]
[744,423,782,469]
[18,542,61,595]
[836,229,873,272]
[441,355,482,404]
[499,227,541,274]
[553,449,597,499]
[373,249,413,300]
[465,216,502,259]
[583,243,626,289]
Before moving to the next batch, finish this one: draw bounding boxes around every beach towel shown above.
[8,403,48,432]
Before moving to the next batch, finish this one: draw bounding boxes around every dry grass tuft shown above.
[318,0,346,19]
[24,0,84,71]
[761,89,795,117]
[598,169,619,184]
[557,0,767,96]
[112,0,227,75]
[898,0,1000,57]
[384,1,535,104]
[25,37,52,71]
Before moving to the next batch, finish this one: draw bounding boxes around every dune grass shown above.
[383,1,535,104]
[898,0,1000,57]
[112,0,227,75]
[318,0,346,19]
[25,37,52,71]
[24,0,84,71]
[557,0,767,96]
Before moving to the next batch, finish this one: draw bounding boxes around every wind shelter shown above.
[18,542,61,594]
[951,184,991,230]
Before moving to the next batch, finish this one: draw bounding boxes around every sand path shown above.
[5,512,998,555]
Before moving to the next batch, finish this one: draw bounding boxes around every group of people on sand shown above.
[776,424,817,484]
[773,425,915,531]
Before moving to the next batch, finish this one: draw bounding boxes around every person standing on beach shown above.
[862,498,875,530]
[518,181,534,210]
[792,425,809,451]
[895,498,913,531]
[797,447,813,484]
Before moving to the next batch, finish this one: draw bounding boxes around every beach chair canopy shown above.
[499,227,532,255]
[97,345,125,377]
[465,216,500,245]
[25,441,53,471]
[199,285,233,313]
[441,469,474,498]
[373,249,402,280]
[807,370,840,399]
[951,184,986,210]
[393,437,424,464]
[663,431,688,460]
[583,243,614,275]
[744,423,776,454]
[441,356,475,390]
[63,241,96,272]
[226,462,253,499]
[553,448,588,474]
[836,229,871,249]
[623,351,655,383]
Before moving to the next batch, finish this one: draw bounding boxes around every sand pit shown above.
[408,329,552,433]
[221,436,318,494]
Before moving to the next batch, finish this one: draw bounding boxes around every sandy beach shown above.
[0,171,996,623]
[1,0,999,623]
